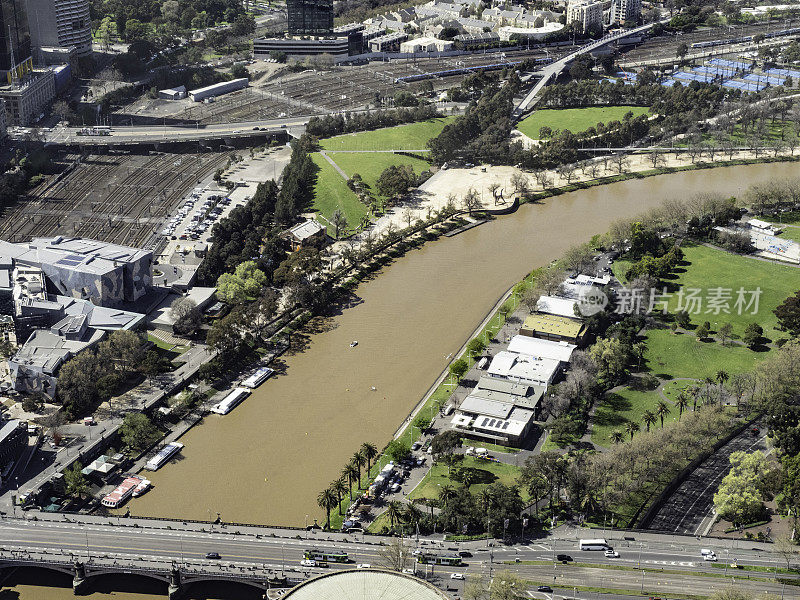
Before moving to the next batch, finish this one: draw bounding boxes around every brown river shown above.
[8,161,800,599]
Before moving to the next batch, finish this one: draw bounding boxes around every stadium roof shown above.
[282,570,449,600]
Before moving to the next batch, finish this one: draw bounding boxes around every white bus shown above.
[211,387,251,415]
[579,538,610,551]
[242,367,274,389]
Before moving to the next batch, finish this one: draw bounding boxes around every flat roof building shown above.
[254,36,352,58]
[520,313,587,345]
[567,0,603,33]
[0,68,54,125]
[369,31,408,52]
[486,350,560,387]
[507,334,577,363]
[399,36,453,53]
[282,219,326,251]
[536,295,578,318]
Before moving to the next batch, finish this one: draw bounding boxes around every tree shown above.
[462,188,482,215]
[342,462,359,499]
[716,370,729,404]
[317,487,338,529]
[774,290,800,336]
[330,478,347,514]
[611,430,624,444]
[360,442,378,477]
[232,14,256,36]
[216,261,267,304]
[675,310,691,329]
[377,164,415,198]
[169,297,202,336]
[431,430,462,457]
[718,322,733,346]
[676,392,689,419]
[64,462,89,498]
[330,209,348,239]
[676,42,688,60]
[467,338,486,358]
[449,358,469,381]
[743,323,763,348]
[510,173,531,199]
[695,322,709,340]
[775,536,799,570]
[625,420,640,440]
[589,337,628,383]
[379,536,410,570]
[642,410,657,432]
[655,400,671,428]
[120,413,160,453]
[351,450,366,489]
[385,440,410,462]
[385,499,405,530]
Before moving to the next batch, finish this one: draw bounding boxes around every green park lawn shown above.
[662,243,800,340]
[310,153,369,233]
[327,152,431,201]
[319,117,455,152]
[592,385,680,447]
[408,456,528,503]
[778,226,800,243]
[517,106,650,140]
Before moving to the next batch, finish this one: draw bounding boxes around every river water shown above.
[8,162,799,599]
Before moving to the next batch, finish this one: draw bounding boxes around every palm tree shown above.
[641,410,657,432]
[414,496,437,520]
[625,421,640,440]
[342,463,359,500]
[330,478,348,515]
[361,442,379,477]
[703,376,716,405]
[689,385,700,412]
[676,392,689,420]
[611,430,624,444]
[317,487,338,530]
[439,485,457,509]
[386,500,404,530]
[716,370,729,406]
[655,400,671,428]
[351,451,367,489]
[404,502,423,529]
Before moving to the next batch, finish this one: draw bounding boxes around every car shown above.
[412,549,423,556]
[391,483,401,493]
[450,573,465,580]
[605,549,619,558]
[458,551,472,558]
[537,586,553,593]
[300,559,315,567]
[411,442,421,451]
[356,563,371,569]
[704,553,718,561]
[402,470,411,477]
[556,554,572,562]
[205,552,221,559]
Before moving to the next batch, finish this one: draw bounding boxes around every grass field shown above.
[663,243,800,340]
[319,117,455,152]
[328,152,431,201]
[778,225,800,243]
[517,106,650,140]
[408,456,527,502]
[310,153,369,233]
[592,385,680,447]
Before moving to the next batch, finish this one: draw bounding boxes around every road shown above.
[514,23,660,116]
[37,118,310,145]
[1,516,796,598]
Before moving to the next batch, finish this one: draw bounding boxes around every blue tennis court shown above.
[743,73,786,86]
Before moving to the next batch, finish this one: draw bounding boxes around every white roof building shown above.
[498,22,564,41]
[400,36,454,52]
[487,350,560,386]
[561,273,611,299]
[507,335,576,363]
[536,295,578,318]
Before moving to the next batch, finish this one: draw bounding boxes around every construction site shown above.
[0,150,231,250]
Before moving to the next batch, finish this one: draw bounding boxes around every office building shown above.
[287,0,333,35]
[567,0,603,33]
[0,420,27,486]
[610,0,640,25]
[0,0,33,84]
[25,0,91,60]
[253,36,352,59]
[0,98,6,138]
[0,67,54,125]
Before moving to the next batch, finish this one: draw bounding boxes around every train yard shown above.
[0,150,230,249]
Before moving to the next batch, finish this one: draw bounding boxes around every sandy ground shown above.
[348,146,798,248]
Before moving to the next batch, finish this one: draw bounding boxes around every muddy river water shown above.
[9,161,800,599]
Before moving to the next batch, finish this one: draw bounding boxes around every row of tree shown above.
[306,106,439,139]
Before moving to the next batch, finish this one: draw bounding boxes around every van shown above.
[700,549,714,556]
[443,403,454,416]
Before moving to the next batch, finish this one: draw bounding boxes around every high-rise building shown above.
[0,0,34,84]
[610,0,641,25]
[25,0,92,60]
[567,0,603,34]
[287,0,333,35]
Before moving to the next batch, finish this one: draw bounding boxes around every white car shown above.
[412,549,423,556]
[356,563,371,569]
[704,553,718,561]
[300,559,315,567]
[450,573,465,580]
[604,550,619,558]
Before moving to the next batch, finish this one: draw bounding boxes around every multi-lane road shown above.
[1,515,796,598]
